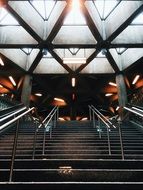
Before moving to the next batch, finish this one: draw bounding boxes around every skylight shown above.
[30,0,56,20]
[94,0,119,19]
[0,8,19,25]
[64,0,86,25]
[132,12,143,25]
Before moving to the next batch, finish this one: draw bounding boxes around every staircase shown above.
[0,120,143,189]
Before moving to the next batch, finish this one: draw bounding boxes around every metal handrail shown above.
[41,106,59,155]
[124,106,143,118]
[91,105,116,128]
[89,105,111,155]
[89,105,111,129]
[0,106,27,123]
[38,106,57,128]
[0,107,35,131]
[132,106,143,114]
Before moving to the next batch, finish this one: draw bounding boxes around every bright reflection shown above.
[0,57,4,66]
[0,85,3,88]
[59,166,73,175]
[58,117,65,121]
[64,0,86,25]
[81,117,88,121]
[116,106,119,111]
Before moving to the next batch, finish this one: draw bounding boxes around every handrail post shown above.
[54,113,56,128]
[106,126,111,155]
[57,107,59,121]
[92,110,96,128]
[42,127,46,156]
[9,119,20,182]
[118,118,124,160]
[32,121,38,160]
[89,107,92,121]
[98,117,102,139]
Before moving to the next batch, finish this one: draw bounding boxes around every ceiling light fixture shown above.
[58,117,65,121]
[116,106,119,111]
[132,75,140,85]
[0,58,4,66]
[54,98,65,103]
[35,93,42,97]
[9,76,16,86]
[71,78,76,87]
[109,82,117,87]
[105,93,113,97]
[81,117,88,121]
[63,58,86,64]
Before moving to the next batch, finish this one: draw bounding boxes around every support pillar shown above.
[21,75,32,108]
[116,73,128,119]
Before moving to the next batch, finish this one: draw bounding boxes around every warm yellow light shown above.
[54,98,65,103]
[35,93,42,97]
[72,78,76,87]
[132,75,140,85]
[81,117,88,121]
[105,93,113,97]
[58,117,65,121]
[63,58,86,64]
[72,0,80,10]
[0,58,4,66]
[0,85,3,88]
[109,82,117,87]
[9,76,16,86]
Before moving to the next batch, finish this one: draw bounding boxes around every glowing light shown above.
[72,93,75,100]
[54,98,65,103]
[0,84,3,88]
[63,58,86,64]
[116,106,119,111]
[109,82,117,87]
[35,93,42,97]
[132,75,140,85]
[81,117,88,121]
[72,78,76,87]
[58,117,65,121]
[9,76,16,86]
[0,58,4,66]
[105,93,113,97]
[72,0,80,10]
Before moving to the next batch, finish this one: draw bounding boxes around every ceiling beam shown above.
[46,3,69,43]
[75,49,100,73]
[82,3,103,42]
[28,50,43,73]
[106,50,120,72]
[48,49,73,74]
[6,3,42,42]
[106,5,143,42]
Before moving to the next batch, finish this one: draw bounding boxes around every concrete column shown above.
[21,75,32,108]
[116,73,128,119]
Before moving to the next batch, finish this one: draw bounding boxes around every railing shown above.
[89,105,124,160]
[39,106,59,156]
[124,105,143,126]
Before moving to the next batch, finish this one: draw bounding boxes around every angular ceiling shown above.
[0,0,143,118]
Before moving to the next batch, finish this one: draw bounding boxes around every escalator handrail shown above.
[0,107,35,131]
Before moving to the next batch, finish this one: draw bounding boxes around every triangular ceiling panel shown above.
[34,58,68,74]
[81,58,115,74]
